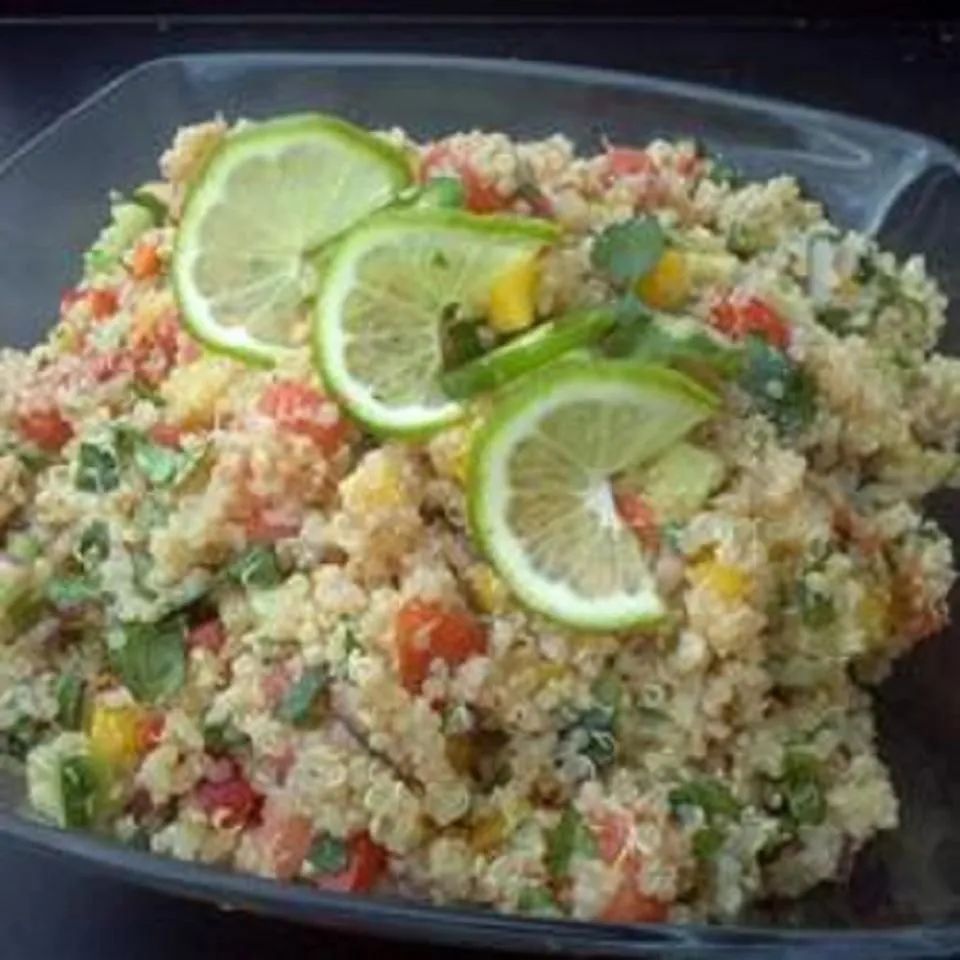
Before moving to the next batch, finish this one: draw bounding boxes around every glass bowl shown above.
[1,53,960,958]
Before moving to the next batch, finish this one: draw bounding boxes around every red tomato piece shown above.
[421,144,507,214]
[394,599,487,693]
[195,767,262,828]
[595,811,634,865]
[138,712,166,752]
[88,288,119,320]
[149,422,183,449]
[613,492,660,551]
[187,618,227,655]
[599,876,669,924]
[257,803,314,881]
[131,242,162,280]
[710,296,790,350]
[315,832,388,894]
[259,380,349,455]
[605,146,657,178]
[16,406,74,452]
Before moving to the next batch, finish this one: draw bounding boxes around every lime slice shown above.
[468,360,717,630]
[174,114,412,365]
[440,307,616,399]
[314,208,559,436]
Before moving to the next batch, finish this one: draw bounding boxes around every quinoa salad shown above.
[0,113,957,926]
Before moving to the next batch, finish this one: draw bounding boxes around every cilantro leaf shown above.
[307,835,349,875]
[546,806,597,879]
[226,545,283,590]
[75,441,120,493]
[591,217,665,285]
[274,668,328,727]
[110,618,186,704]
[739,335,816,433]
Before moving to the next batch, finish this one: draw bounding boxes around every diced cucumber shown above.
[622,441,726,522]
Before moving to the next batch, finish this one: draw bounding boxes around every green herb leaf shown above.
[75,441,120,493]
[599,296,653,357]
[739,335,816,433]
[591,217,666,285]
[546,806,596,879]
[629,318,744,380]
[56,674,86,730]
[2,716,45,760]
[202,720,250,756]
[707,158,740,187]
[796,580,835,630]
[781,751,826,826]
[226,545,283,590]
[45,575,101,610]
[307,834,349,875]
[816,306,853,334]
[274,668,328,727]
[60,754,100,828]
[76,521,110,570]
[517,886,562,917]
[669,778,741,821]
[418,177,465,209]
[111,618,186,704]
[134,441,182,487]
[692,824,726,860]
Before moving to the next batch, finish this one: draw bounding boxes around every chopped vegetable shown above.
[613,491,660,551]
[274,667,328,727]
[739,335,816,433]
[669,777,741,820]
[84,200,155,279]
[394,600,486,693]
[45,574,100,611]
[780,751,826,826]
[89,703,146,769]
[312,832,387,893]
[592,217,666,286]
[258,381,348,456]
[16,407,73,452]
[56,673,86,730]
[710,296,790,350]
[202,720,250,756]
[635,248,690,311]
[307,834,350,875]
[109,618,186,704]
[227,545,283,590]
[487,255,539,333]
[546,806,597,878]
[416,176,465,209]
[60,754,102,828]
[76,521,110,569]
[517,886,562,917]
[187,617,227,654]
[195,765,261,828]
[74,440,121,493]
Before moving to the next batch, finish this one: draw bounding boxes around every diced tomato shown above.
[243,499,302,544]
[137,712,166,752]
[394,599,487,693]
[132,315,182,386]
[259,380,349,456]
[614,492,660,551]
[131,242,162,280]
[595,811,634,865]
[600,877,669,924]
[421,143,507,214]
[605,146,657,178]
[16,406,74,452]
[261,664,291,710]
[87,349,133,383]
[195,765,262,828]
[315,832,388,894]
[88,288,119,320]
[187,618,227,655]
[257,802,314,880]
[149,422,183,449]
[709,296,790,350]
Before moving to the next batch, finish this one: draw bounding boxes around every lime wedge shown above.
[440,307,615,399]
[174,114,412,365]
[313,208,559,436]
[468,360,717,630]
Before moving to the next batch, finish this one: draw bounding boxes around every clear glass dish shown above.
[1,52,960,958]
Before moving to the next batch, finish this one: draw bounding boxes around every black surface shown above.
[1,15,960,960]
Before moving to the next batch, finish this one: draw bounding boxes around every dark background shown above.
[1,13,959,960]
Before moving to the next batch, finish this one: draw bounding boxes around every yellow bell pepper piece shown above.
[692,558,750,602]
[488,256,539,333]
[88,704,145,770]
[635,248,690,311]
